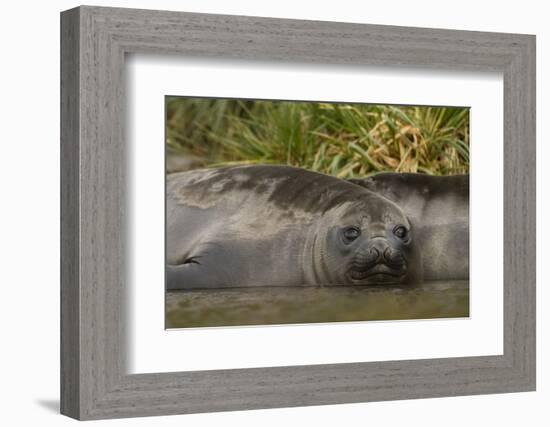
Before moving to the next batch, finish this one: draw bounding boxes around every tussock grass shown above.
[166,98,469,177]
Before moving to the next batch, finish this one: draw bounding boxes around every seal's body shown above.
[349,173,469,280]
[167,166,421,290]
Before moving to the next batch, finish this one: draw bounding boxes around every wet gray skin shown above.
[166,165,422,290]
[349,173,469,281]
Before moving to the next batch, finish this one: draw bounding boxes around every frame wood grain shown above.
[60,5,536,420]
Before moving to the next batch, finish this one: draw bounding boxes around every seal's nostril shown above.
[384,248,405,267]
[363,247,380,264]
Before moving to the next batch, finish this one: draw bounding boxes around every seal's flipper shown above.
[166,262,214,290]
[166,255,236,290]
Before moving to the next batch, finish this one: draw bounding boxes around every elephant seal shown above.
[166,165,422,290]
[349,173,469,281]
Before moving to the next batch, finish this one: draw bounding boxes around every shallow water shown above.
[166,280,469,329]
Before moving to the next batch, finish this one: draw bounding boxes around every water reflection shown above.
[166,281,469,329]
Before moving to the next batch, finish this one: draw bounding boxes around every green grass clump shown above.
[166,98,469,177]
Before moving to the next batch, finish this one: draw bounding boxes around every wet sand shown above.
[166,280,469,329]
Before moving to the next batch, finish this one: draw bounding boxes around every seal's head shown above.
[308,194,421,286]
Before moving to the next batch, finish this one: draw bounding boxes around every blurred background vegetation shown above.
[166,97,469,178]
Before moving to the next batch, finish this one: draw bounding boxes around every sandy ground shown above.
[166,280,469,328]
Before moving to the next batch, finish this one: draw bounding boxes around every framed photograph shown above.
[164,97,471,329]
[60,6,535,420]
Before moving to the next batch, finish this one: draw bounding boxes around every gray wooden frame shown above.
[60,5,536,420]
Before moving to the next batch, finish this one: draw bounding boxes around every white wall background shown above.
[0,0,546,425]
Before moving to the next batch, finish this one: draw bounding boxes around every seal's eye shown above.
[343,226,361,242]
[393,225,408,239]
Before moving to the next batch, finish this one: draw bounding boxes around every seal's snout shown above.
[366,238,402,266]
[348,238,407,284]
[363,244,400,265]
[355,239,391,267]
